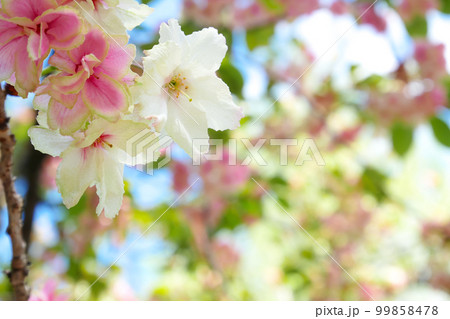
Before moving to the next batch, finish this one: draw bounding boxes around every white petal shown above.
[94,149,125,218]
[56,147,97,209]
[138,41,182,122]
[142,41,182,84]
[28,127,73,157]
[186,27,227,72]
[106,119,162,165]
[33,94,51,127]
[166,100,209,157]
[76,119,106,149]
[116,0,154,31]
[134,94,168,122]
[159,19,187,47]
[190,75,244,131]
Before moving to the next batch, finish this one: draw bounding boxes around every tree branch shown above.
[0,87,29,301]
[20,128,45,251]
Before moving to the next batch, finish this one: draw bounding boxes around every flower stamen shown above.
[165,74,193,102]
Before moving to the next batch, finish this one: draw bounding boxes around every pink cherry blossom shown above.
[0,0,84,97]
[184,0,232,27]
[398,0,438,20]
[358,3,387,32]
[29,280,68,301]
[211,240,240,272]
[281,0,319,18]
[200,150,250,196]
[172,161,191,194]
[39,29,135,135]
[368,86,446,124]
[330,1,350,15]
[414,41,447,81]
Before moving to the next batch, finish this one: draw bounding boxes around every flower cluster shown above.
[367,40,447,124]
[184,0,319,29]
[0,0,243,218]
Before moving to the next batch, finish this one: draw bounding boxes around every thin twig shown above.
[0,87,29,301]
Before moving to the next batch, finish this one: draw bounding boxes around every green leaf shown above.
[246,25,275,50]
[443,77,450,108]
[257,0,284,13]
[430,117,450,147]
[360,167,388,202]
[405,15,428,38]
[356,74,384,89]
[41,66,58,78]
[391,122,414,156]
[440,0,450,14]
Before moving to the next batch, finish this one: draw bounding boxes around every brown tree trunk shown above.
[0,88,29,301]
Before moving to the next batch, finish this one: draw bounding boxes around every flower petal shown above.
[94,149,124,218]
[0,19,23,46]
[82,73,129,120]
[27,28,50,61]
[57,146,97,209]
[115,0,154,31]
[185,27,227,72]
[1,0,57,20]
[39,7,84,50]
[47,97,90,135]
[166,99,209,157]
[142,41,181,85]
[49,50,76,73]
[190,75,243,131]
[49,70,88,95]
[95,38,135,79]
[0,36,23,82]
[28,126,73,157]
[14,36,41,97]
[68,29,108,64]
[159,19,187,48]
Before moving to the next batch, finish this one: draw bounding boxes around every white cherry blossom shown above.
[29,118,159,218]
[133,19,244,157]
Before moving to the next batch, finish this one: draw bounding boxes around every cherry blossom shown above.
[37,29,135,135]
[414,41,447,81]
[29,118,159,218]
[29,280,68,301]
[398,0,438,21]
[357,3,387,33]
[61,0,153,35]
[0,0,84,97]
[134,19,244,157]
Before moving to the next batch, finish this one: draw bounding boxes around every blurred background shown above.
[1,0,450,301]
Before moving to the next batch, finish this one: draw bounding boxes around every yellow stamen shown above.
[165,74,193,102]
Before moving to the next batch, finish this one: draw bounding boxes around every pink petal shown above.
[48,96,90,135]
[68,29,108,64]
[81,54,101,77]
[82,73,129,120]
[39,8,84,50]
[48,32,84,51]
[49,50,76,73]
[14,36,42,97]
[2,0,57,20]
[27,27,50,61]
[96,40,135,80]
[48,90,78,109]
[0,20,23,46]
[0,36,23,81]
[49,71,88,95]
[2,16,35,28]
